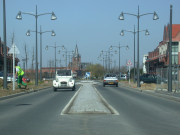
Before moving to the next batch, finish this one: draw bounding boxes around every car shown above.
[120,74,127,80]
[139,74,157,84]
[53,69,75,91]
[103,73,118,87]
[0,72,12,83]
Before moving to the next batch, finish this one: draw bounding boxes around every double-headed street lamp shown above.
[26,26,56,81]
[59,46,67,69]
[110,44,129,79]
[45,43,64,76]
[16,5,57,86]
[119,6,159,87]
[120,26,149,83]
[66,51,74,69]
[101,50,109,71]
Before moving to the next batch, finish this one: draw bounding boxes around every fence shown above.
[156,67,180,92]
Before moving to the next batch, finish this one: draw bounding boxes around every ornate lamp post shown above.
[120,26,149,82]
[45,43,64,76]
[110,44,129,79]
[26,26,56,81]
[119,6,158,87]
[16,5,57,85]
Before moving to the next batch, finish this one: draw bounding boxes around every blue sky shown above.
[1,0,180,68]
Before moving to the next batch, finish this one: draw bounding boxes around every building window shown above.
[172,55,178,65]
[172,43,178,65]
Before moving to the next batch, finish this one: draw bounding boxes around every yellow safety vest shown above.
[16,66,24,76]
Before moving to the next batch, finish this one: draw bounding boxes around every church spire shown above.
[74,44,79,58]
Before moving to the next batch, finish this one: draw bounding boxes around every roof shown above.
[163,24,180,41]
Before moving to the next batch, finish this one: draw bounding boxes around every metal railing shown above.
[156,67,179,92]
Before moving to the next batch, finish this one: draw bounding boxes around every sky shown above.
[1,0,180,69]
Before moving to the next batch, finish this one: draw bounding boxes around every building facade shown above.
[145,24,180,74]
[0,37,19,73]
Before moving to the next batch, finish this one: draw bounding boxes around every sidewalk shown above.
[119,81,180,102]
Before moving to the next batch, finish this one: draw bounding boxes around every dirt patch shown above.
[119,80,156,91]
[140,83,156,90]
[0,80,52,98]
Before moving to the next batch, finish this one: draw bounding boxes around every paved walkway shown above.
[68,81,111,114]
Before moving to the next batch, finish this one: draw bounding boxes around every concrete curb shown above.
[60,85,83,115]
[0,86,52,101]
[93,86,119,115]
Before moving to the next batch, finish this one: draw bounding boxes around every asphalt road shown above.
[0,81,180,135]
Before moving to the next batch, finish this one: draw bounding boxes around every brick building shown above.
[0,37,19,73]
[145,24,180,74]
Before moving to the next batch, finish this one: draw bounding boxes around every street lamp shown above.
[101,49,117,72]
[66,51,74,69]
[45,43,64,77]
[26,26,56,81]
[101,50,109,71]
[16,5,57,86]
[110,44,129,79]
[119,6,158,87]
[120,26,149,83]
[60,46,68,69]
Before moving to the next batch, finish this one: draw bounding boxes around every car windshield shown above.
[57,70,71,76]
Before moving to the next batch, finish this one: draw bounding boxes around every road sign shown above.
[126,60,132,85]
[85,72,91,78]
[126,59,132,66]
[8,43,20,91]
[8,43,20,54]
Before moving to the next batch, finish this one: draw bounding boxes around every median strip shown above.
[61,81,119,115]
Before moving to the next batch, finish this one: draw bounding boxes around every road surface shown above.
[0,81,180,135]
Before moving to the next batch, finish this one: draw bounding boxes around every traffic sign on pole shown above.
[8,43,20,90]
[126,60,132,84]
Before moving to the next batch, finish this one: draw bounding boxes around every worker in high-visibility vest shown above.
[16,66,27,88]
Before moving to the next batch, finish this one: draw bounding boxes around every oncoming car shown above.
[53,69,75,91]
[103,73,118,87]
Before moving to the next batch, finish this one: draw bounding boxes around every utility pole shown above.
[32,48,34,71]
[24,44,28,71]
[168,5,172,92]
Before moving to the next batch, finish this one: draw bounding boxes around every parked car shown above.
[120,74,127,80]
[0,72,12,83]
[53,69,75,91]
[103,73,118,87]
[139,74,157,84]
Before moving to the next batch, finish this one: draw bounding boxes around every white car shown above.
[0,72,12,83]
[53,69,75,91]
[103,73,118,87]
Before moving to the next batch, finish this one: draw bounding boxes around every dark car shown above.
[139,74,157,84]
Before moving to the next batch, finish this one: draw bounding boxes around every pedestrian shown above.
[15,66,27,89]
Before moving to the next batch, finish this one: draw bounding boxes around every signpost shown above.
[85,72,91,79]
[8,43,20,90]
[126,60,132,84]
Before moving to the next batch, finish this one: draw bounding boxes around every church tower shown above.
[72,44,81,71]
